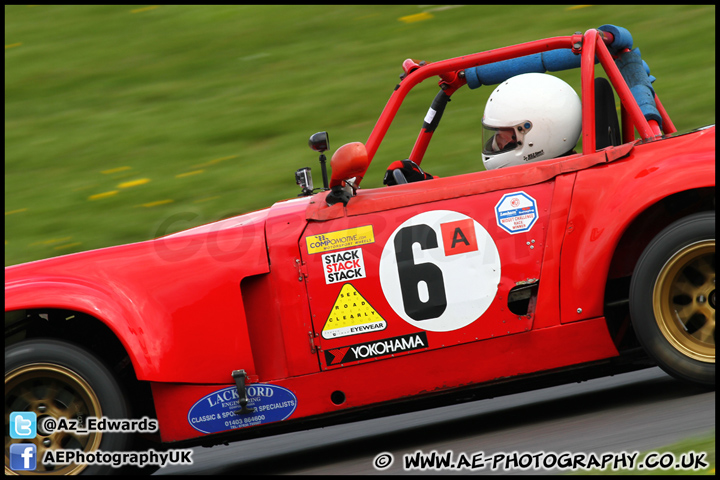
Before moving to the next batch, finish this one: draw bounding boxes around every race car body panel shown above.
[560,126,715,324]
[302,182,552,368]
[153,315,619,442]
[5,207,273,383]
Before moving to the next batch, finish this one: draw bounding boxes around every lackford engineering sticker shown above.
[379,210,501,332]
[495,191,538,234]
[322,283,386,339]
[187,384,297,434]
[306,225,375,254]
[324,332,428,366]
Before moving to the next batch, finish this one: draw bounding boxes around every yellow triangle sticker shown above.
[322,284,387,340]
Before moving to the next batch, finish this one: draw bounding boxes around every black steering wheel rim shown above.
[392,169,408,185]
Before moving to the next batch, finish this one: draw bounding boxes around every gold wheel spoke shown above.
[58,430,89,450]
[694,318,715,345]
[29,380,58,406]
[53,385,77,411]
[680,262,708,287]
[673,303,697,324]
[672,277,699,299]
[695,255,715,284]
[64,397,85,417]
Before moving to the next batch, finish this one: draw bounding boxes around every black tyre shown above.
[629,212,715,386]
[5,339,132,475]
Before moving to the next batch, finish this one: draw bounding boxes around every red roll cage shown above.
[355,27,676,189]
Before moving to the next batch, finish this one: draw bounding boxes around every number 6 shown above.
[394,224,448,320]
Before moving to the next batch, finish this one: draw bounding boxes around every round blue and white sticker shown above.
[188,384,297,434]
[495,191,538,234]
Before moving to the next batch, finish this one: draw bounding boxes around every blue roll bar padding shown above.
[631,48,653,78]
[615,48,662,126]
[465,49,595,89]
[465,25,660,126]
[597,24,633,53]
[466,24,635,90]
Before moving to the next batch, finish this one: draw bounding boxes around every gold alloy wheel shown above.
[5,363,103,475]
[653,240,715,363]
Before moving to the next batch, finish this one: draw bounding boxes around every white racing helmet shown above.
[482,73,582,170]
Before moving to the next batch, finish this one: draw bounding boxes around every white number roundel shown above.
[379,210,501,332]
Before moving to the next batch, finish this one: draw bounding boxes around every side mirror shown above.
[326,142,369,206]
[329,142,369,188]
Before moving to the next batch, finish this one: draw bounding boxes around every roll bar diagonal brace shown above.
[358,27,675,188]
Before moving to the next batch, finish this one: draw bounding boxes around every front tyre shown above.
[629,212,715,387]
[5,339,133,475]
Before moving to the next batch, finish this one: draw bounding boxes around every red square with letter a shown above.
[440,219,478,256]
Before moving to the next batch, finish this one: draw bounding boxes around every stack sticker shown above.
[495,191,538,234]
[188,384,297,434]
[322,248,366,284]
[306,225,374,254]
[325,332,429,366]
[322,283,386,339]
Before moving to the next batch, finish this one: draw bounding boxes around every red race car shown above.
[5,25,715,474]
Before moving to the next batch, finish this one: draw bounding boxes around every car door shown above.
[301,181,553,371]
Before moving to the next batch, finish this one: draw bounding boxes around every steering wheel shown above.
[391,169,408,185]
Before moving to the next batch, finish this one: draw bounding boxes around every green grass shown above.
[579,430,715,475]
[5,5,715,265]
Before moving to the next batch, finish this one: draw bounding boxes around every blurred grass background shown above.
[4,5,715,266]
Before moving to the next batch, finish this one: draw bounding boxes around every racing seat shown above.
[594,77,622,149]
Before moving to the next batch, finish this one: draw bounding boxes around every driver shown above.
[482,72,582,170]
[384,72,582,184]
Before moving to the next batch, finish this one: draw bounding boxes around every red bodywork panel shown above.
[5,208,273,383]
[5,26,715,446]
[153,317,617,442]
[560,127,715,324]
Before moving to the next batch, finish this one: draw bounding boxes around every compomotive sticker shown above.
[306,225,375,254]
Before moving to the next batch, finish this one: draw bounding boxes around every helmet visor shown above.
[482,121,532,156]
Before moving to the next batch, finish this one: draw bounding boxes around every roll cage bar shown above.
[357,25,676,189]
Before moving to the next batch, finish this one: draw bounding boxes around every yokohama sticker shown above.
[379,210,501,332]
[495,191,538,234]
[324,332,429,366]
[187,384,297,434]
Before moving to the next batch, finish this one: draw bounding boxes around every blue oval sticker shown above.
[187,384,298,434]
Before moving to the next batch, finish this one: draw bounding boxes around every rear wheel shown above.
[5,339,133,475]
[629,212,715,386]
